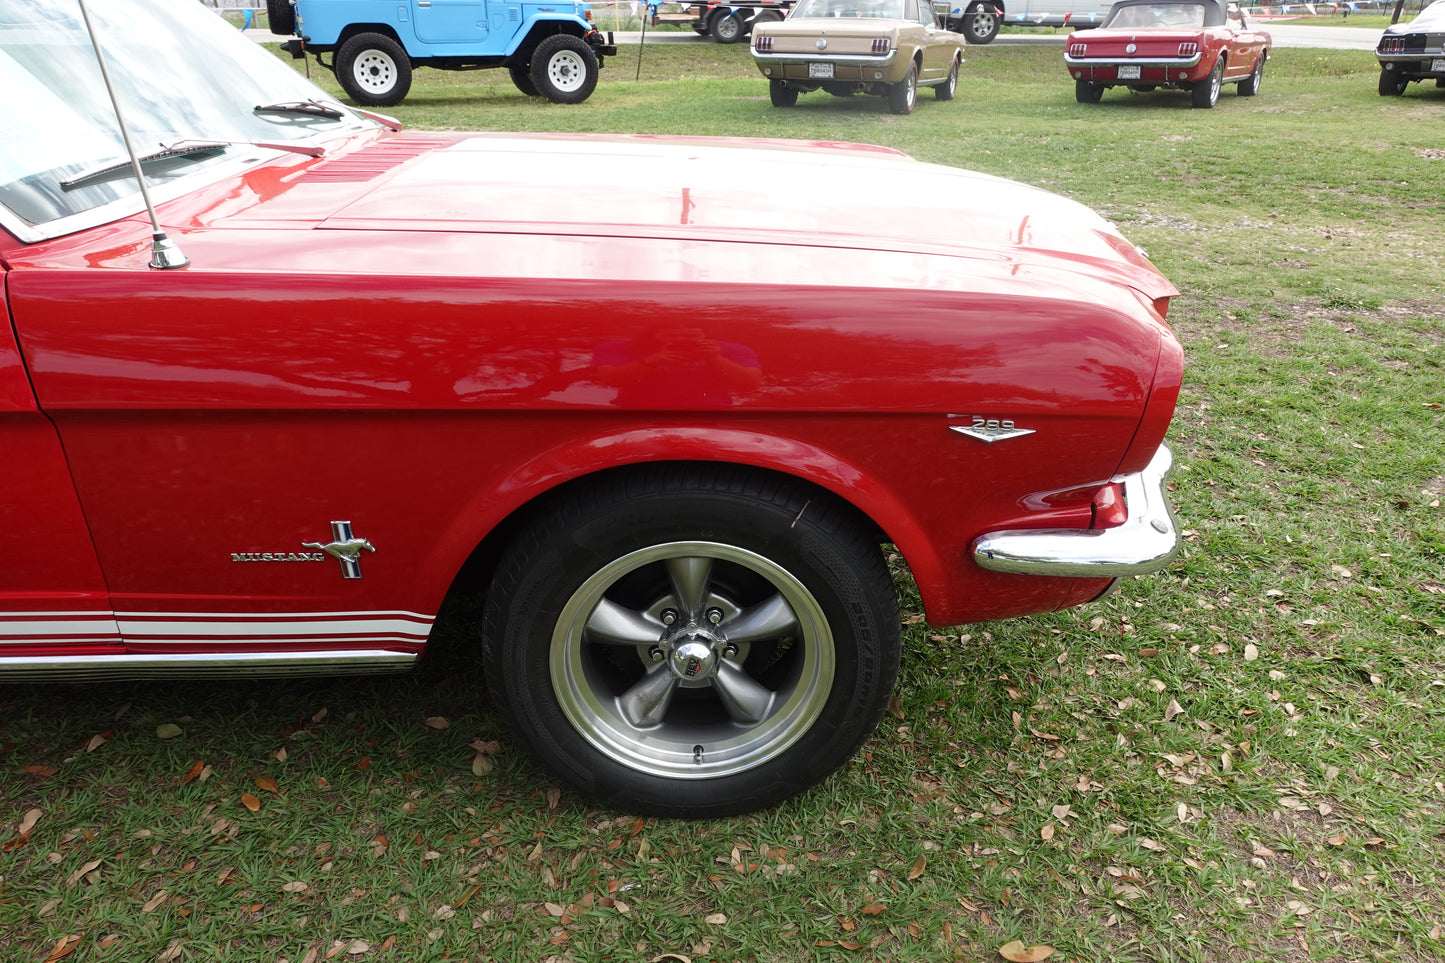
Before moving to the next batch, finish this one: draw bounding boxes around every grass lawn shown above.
[2,41,1442,963]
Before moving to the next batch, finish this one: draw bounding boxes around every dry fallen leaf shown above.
[86,731,112,752]
[158,940,184,963]
[1163,699,1185,722]
[283,881,309,893]
[424,716,449,730]
[1138,838,1167,852]
[40,934,82,963]
[142,890,169,913]
[998,940,1055,962]
[471,754,493,776]
[1244,643,1259,662]
[860,903,887,916]
[255,776,281,794]
[19,809,42,836]
[908,854,927,880]
[67,858,102,888]
[1040,825,1055,841]
[705,912,728,925]
[240,793,261,812]
[180,759,205,786]
[156,723,183,740]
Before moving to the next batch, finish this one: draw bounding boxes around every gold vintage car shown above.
[751,0,966,113]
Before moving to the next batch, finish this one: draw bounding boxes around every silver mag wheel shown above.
[336,32,412,107]
[1192,58,1223,108]
[529,34,599,104]
[482,468,901,817]
[889,62,917,114]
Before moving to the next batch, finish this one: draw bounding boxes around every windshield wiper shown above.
[254,99,346,120]
[61,137,326,191]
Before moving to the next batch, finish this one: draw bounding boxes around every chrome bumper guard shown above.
[972,445,1180,578]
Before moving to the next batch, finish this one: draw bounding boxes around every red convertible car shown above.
[1065,0,1270,107]
[2,0,1182,816]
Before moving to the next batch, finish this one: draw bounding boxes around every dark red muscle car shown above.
[1065,0,1270,107]
[1,0,1182,816]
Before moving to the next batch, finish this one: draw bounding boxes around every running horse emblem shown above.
[303,521,376,579]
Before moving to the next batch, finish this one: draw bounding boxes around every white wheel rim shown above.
[549,541,836,779]
[352,49,397,95]
[546,49,587,92]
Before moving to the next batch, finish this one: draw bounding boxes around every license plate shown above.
[808,62,835,79]
[1117,64,1141,79]
[1433,58,1445,71]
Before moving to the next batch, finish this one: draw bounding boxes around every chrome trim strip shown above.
[116,618,431,637]
[1064,53,1203,67]
[0,649,417,682]
[972,445,1180,578]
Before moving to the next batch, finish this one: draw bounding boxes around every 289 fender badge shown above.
[948,415,1037,444]
[303,521,376,580]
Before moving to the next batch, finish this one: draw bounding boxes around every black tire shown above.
[1191,58,1222,108]
[753,9,785,25]
[481,468,901,818]
[960,2,1001,44]
[509,64,540,97]
[769,78,799,107]
[1378,66,1409,96]
[935,56,959,101]
[265,0,296,36]
[336,33,412,107]
[1075,78,1104,103]
[888,62,918,114]
[529,34,599,104]
[710,10,745,43]
[1238,51,1265,96]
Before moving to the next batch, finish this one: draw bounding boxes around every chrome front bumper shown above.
[972,445,1180,578]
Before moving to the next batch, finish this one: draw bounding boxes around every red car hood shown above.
[203,132,1176,301]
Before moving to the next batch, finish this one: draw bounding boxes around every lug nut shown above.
[706,608,723,625]
[660,609,678,626]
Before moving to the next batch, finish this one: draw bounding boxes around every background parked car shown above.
[265,0,616,105]
[751,0,967,113]
[1065,0,1270,107]
[944,0,1119,44]
[1376,0,1445,95]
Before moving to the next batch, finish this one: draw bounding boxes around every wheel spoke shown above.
[585,598,661,646]
[618,665,679,728]
[713,661,776,725]
[722,592,798,643]
[666,556,713,617]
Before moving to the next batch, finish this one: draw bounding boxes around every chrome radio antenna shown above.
[75,0,190,269]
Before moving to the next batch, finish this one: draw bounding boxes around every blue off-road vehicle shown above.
[267,0,617,106]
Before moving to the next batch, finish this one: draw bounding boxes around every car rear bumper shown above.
[972,445,1180,578]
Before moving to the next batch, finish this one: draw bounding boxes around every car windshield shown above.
[1103,2,1208,28]
[1403,0,1445,29]
[794,0,906,18]
[0,0,371,239]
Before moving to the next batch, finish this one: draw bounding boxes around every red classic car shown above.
[1065,0,1270,107]
[2,0,1182,816]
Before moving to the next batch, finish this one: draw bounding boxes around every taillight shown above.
[871,37,889,54]
[1178,41,1197,56]
[755,35,773,52]
[1068,42,1087,56]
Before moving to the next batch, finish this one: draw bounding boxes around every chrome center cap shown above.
[668,636,719,686]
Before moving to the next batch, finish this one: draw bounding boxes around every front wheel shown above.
[482,468,901,817]
[1378,66,1409,96]
[888,62,918,115]
[336,32,412,107]
[1075,78,1104,103]
[1191,58,1223,108]
[265,0,296,36]
[935,56,959,101]
[1238,51,1265,96]
[770,78,799,107]
[530,35,599,104]
[960,2,1000,44]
